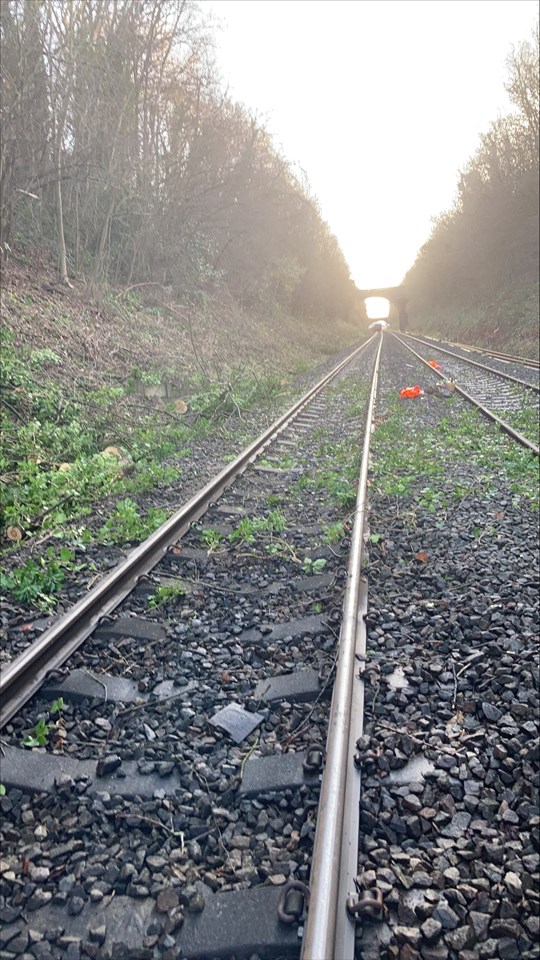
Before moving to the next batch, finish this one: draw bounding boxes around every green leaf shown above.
[22,717,50,747]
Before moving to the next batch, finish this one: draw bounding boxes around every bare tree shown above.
[0,0,355,323]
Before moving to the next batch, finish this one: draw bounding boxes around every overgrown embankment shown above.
[2,248,360,389]
[410,282,539,357]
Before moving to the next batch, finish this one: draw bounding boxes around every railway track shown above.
[0,332,538,960]
[403,334,540,390]
[393,332,539,454]
[0,337,378,730]
[400,333,540,387]
[418,335,540,371]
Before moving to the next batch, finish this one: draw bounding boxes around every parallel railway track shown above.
[418,334,540,370]
[0,331,538,960]
[394,332,539,454]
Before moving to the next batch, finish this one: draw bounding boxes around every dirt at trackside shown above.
[1,247,363,392]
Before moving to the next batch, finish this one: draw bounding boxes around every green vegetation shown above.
[371,395,538,512]
[192,375,370,574]
[21,698,64,748]
[0,330,294,557]
[189,375,285,422]
[97,499,168,545]
[28,348,62,368]
[292,451,359,510]
[2,454,124,534]
[322,521,346,543]
[313,468,358,509]
[505,403,540,441]
[148,581,186,609]
[198,509,299,564]
[0,547,89,609]
[0,330,179,541]
[22,718,51,748]
[258,452,296,469]
[263,539,294,562]
[302,557,327,574]
[201,529,224,553]
[228,510,287,544]
[289,401,365,510]
[228,518,259,545]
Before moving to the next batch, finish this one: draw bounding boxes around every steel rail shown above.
[0,336,377,729]
[334,564,369,959]
[450,344,539,369]
[392,333,539,456]
[418,334,540,369]
[400,333,540,393]
[301,333,383,960]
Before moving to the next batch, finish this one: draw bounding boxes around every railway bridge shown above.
[357,284,408,331]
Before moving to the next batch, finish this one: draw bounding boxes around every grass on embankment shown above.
[0,245,365,608]
[411,282,539,359]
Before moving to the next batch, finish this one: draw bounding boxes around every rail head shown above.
[300,334,383,960]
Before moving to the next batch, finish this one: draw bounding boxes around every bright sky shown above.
[201,0,538,292]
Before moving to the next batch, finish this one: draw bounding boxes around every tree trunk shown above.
[92,196,115,283]
[55,135,70,285]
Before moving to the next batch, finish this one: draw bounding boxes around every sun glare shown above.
[204,1,537,289]
[364,297,390,319]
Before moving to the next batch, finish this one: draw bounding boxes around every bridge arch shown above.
[357,285,408,331]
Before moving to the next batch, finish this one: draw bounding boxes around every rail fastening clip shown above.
[277,881,310,925]
[346,887,384,923]
[302,746,324,773]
